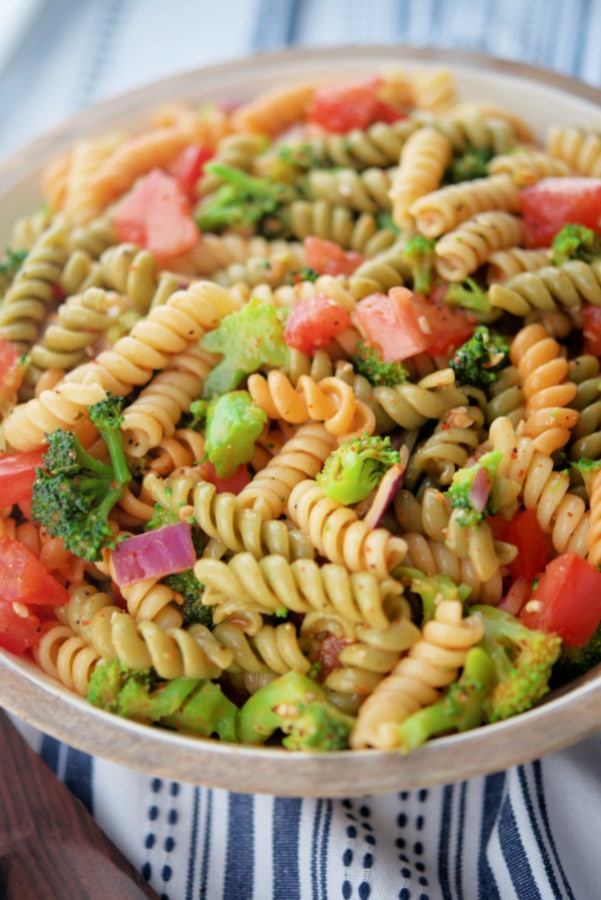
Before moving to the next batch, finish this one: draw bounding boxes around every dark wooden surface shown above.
[0,710,158,899]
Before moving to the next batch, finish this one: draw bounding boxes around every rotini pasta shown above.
[1,64,600,761]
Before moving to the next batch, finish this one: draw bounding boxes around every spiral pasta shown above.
[509,322,579,453]
[350,600,484,749]
[434,211,526,282]
[287,478,407,580]
[389,125,452,229]
[4,64,601,758]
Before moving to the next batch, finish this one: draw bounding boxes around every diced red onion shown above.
[112,522,196,586]
[469,466,492,515]
[363,450,408,530]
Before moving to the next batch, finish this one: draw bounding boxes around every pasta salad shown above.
[1,64,601,754]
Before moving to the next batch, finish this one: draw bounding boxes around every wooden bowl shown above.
[1,45,601,796]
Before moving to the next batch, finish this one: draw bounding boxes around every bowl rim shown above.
[1,43,601,795]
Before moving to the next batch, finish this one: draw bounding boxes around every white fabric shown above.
[3,2,601,897]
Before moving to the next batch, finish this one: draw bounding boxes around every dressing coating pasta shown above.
[1,64,601,757]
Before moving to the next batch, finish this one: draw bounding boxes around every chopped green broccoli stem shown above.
[0,247,27,290]
[194,163,298,232]
[163,568,212,628]
[446,449,503,528]
[551,223,601,266]
[443,277,491,314]
[31,393,132,561]
[472,604,562,722]
[200,296,288,396]
[119,675,199,721]
[394,566,472,623]
[316,433,401,505]
[398,646,496,753]
[87,661,238,741]
[238,671,355,750]
[204,390,267,477]
[445,146,493,183]
[404,234,436,295]
[449,325,510,388]
[352,340,409,386]
[161,680,239,742]
[551,621,601,686]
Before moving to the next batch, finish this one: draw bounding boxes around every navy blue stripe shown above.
[517,765,569,900]
[200,789,213,899]
[498,795,542,900]
[477,772,505,900]
[310,799,323,900]
[437,784,454,900]
[273,798,302,900]
[531,761,576,900]
[39,733,61,775]
[454,782,468,900]
[223,792,255,900]
[63,746,94,815]
[252,0,304,51]
[320,799,333,900]
[185,787,200,900]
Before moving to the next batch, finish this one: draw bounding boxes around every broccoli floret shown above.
[200,296,288,396]
[404,234,436,295]
[87,660,238,741]
[194,163,298,234]
[472,604,562,722]
[316,433,401,505]
[446,449,503,528]
[87,661,156,715]
[395,566,471,623]
[238,670,355,750]
[352,340,409,386]
[551,621,601,686]
[397,646,496,753]
[445,146,493,183]
[162,568,212,628]
[31,393,131,561]
[551,223,601,266]
[204,390,267,477]
[443,277,492,314]
[449,325,510,388]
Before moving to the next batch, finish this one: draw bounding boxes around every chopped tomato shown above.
[491,509,552,585]
[114,168,199,260]
[0,447,47,508]
[0,340,24,392]
[0,601,46,655]
[308,77,406,133]
[581,305,601,356]
[199,461,251,494]
[284,292,352,354]
[0,534,69,607]
[168,144,214,200]
[521,177,601,247]
[352,287,474,362]
[303,237,366,276]
[519,552,601,646]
